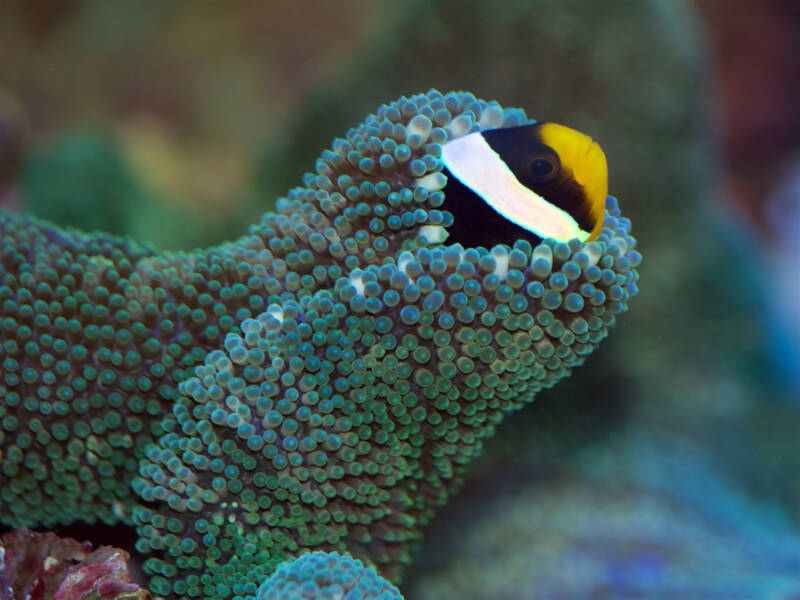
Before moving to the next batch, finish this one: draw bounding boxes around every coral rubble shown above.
[0,527,150,600]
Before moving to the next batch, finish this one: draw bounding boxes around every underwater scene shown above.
[1,1,799,598]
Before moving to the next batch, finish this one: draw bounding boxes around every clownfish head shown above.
[437,121,608,248]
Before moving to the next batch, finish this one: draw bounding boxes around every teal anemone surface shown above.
[256,551,403,600]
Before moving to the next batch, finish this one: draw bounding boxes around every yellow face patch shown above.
[537,122,608,240]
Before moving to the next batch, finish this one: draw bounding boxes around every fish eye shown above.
[524,152,559,183]
[530,159,554,176]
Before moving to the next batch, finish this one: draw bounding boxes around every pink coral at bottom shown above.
[0,528,150,600]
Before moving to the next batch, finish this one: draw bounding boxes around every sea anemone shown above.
[0,90,639,599]
[256,551,402,600]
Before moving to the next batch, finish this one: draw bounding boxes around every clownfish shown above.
[439,122,607,248]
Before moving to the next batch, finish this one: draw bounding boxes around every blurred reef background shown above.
[1,0,799,597]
